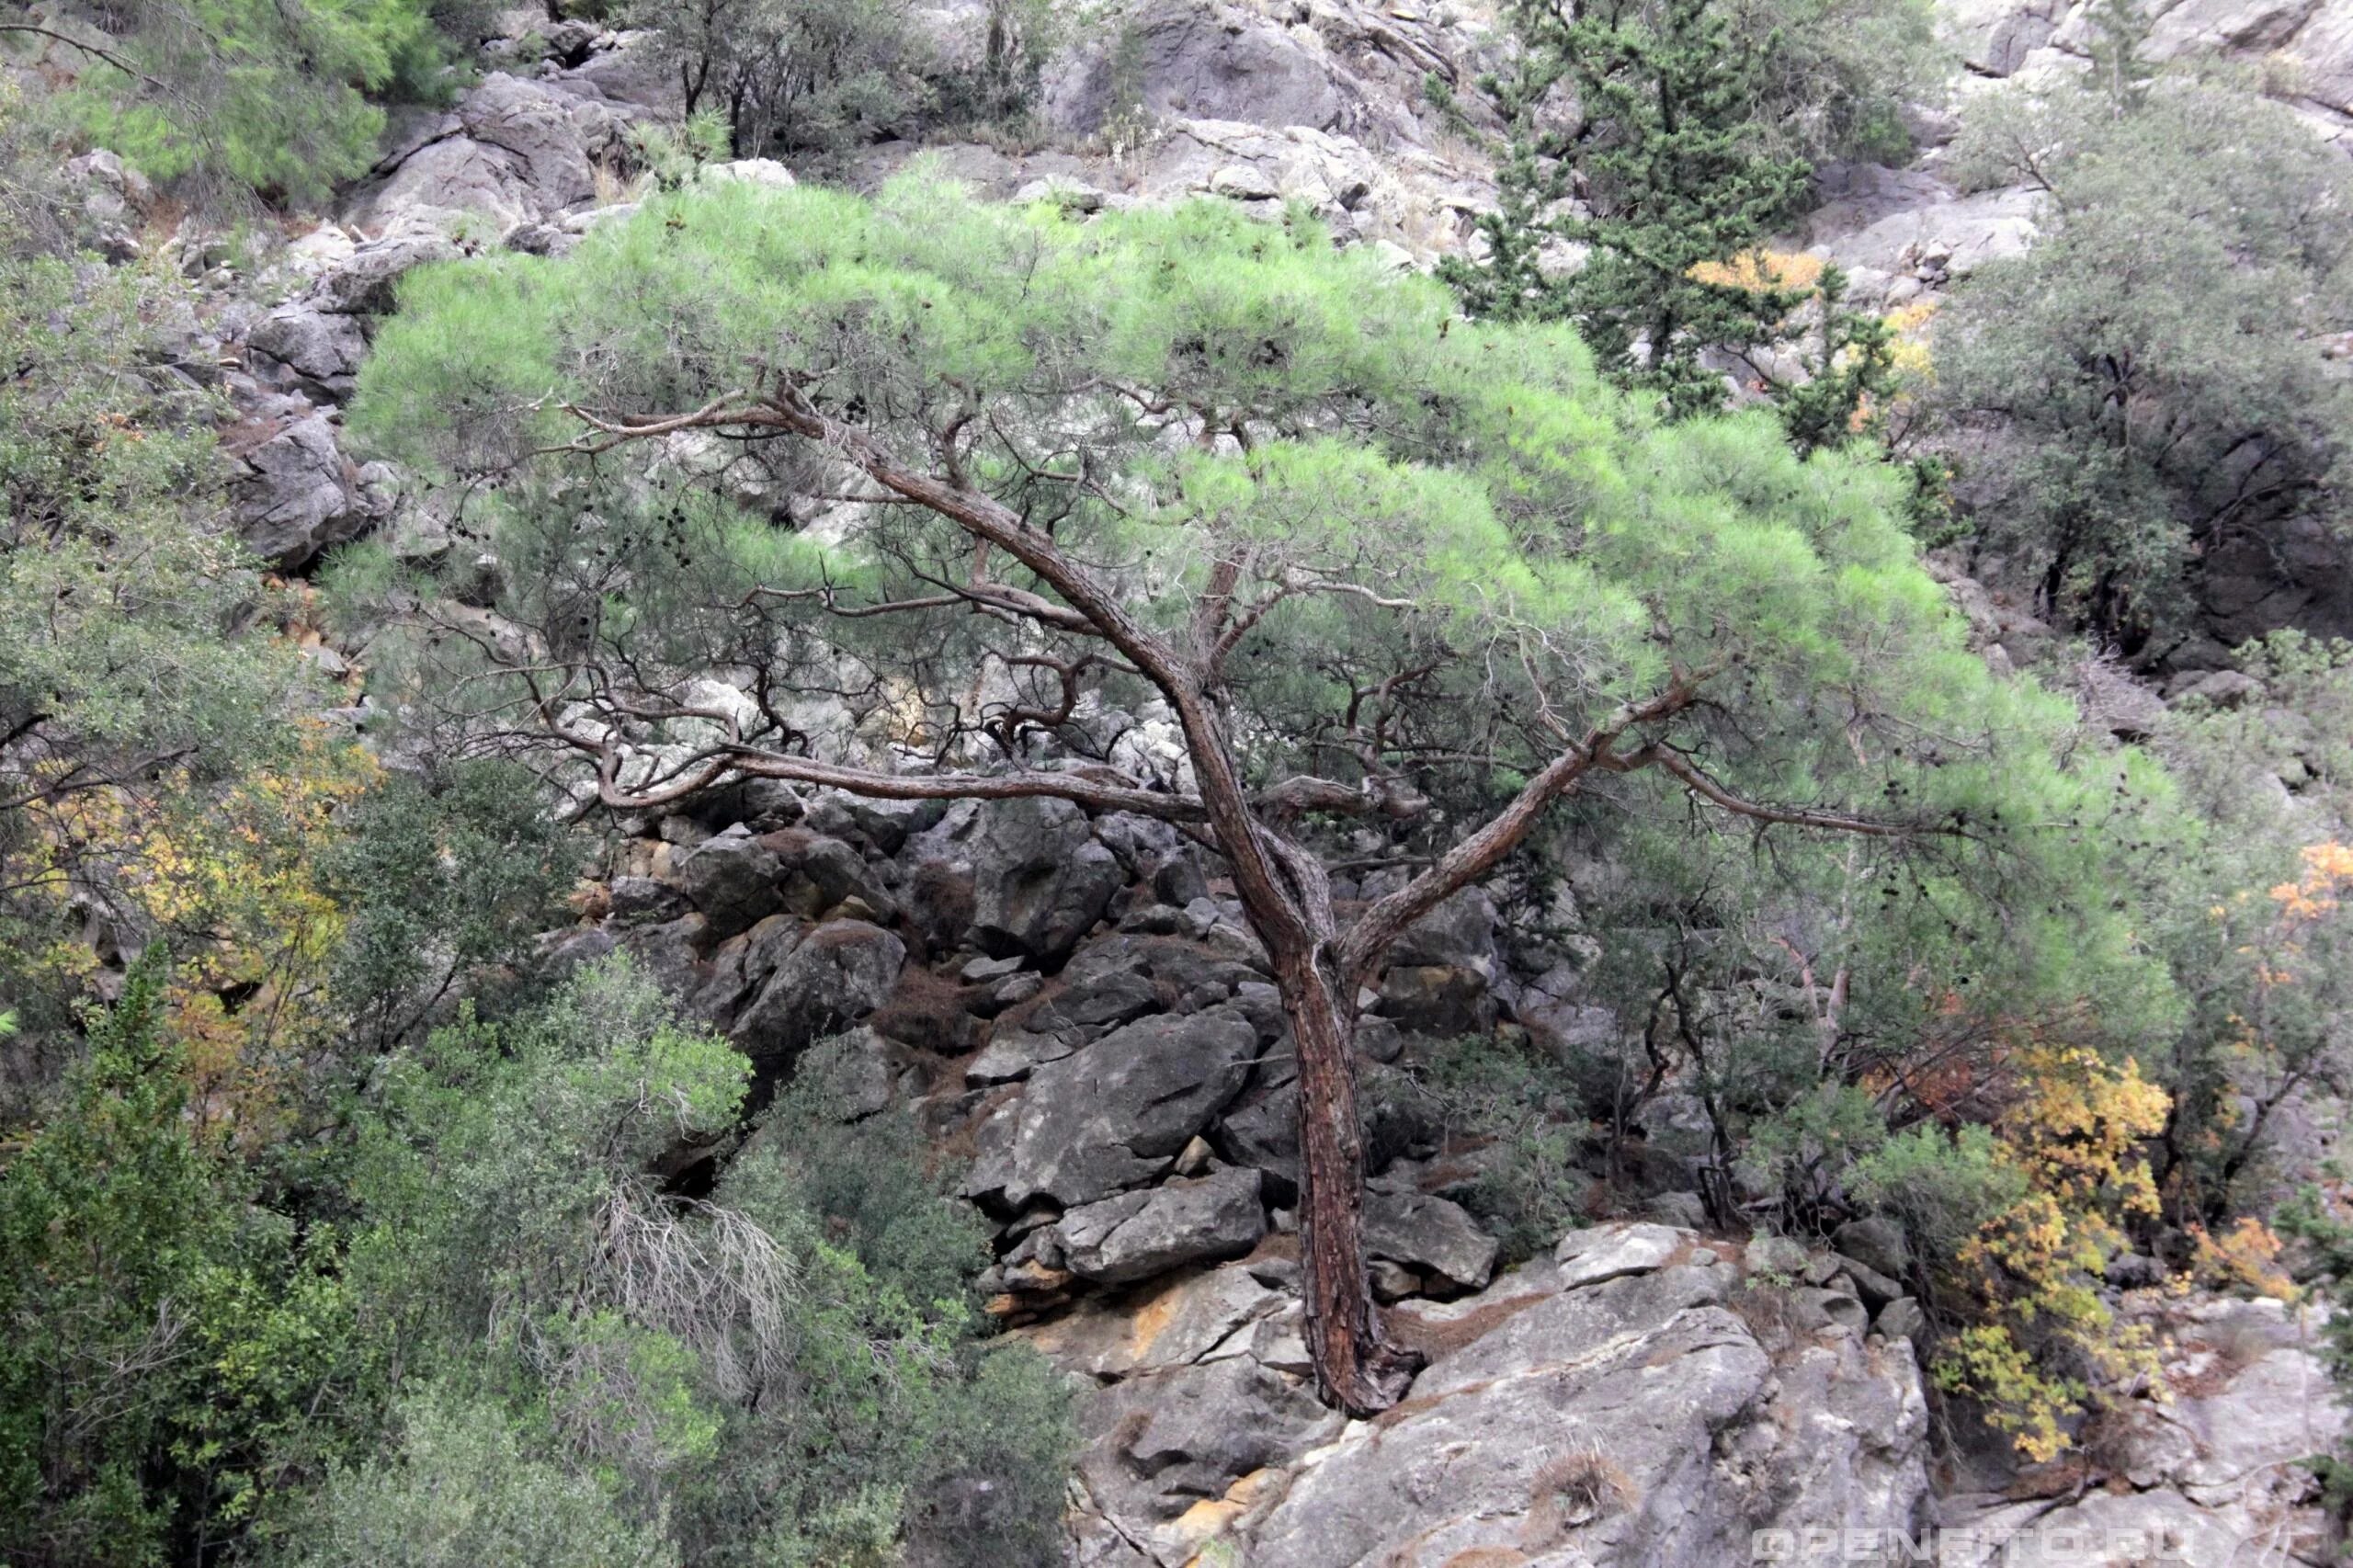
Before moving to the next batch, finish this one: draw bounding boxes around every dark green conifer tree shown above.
[1438,0,1917,431]
[1440,0,1810,416]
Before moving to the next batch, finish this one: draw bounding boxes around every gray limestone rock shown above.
[1364,1187,1497,1291]
[1058,1167,1268,1284]
[1001,1006,1260,1206]
[730,920,905,1067]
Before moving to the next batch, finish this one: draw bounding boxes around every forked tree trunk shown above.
[1272,942,1423,1416]
[544,392,1912,1427]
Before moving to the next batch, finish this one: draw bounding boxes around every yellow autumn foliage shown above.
[2188,1217,2298,1301]
[17,726,377,1134]
[1686,247,1829,294]
[1688,250,1938,395]
[1882,299,1938,381]
[1938,1041,2172,1462]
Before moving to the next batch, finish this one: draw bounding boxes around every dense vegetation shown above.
[1928,73,2353,649]
[1435,0,1932,428]
[1,0,2350,1557]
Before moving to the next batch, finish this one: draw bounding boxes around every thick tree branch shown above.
[1335,667,1727,989]
[754,390,1334,964]
[588,742,1213,822]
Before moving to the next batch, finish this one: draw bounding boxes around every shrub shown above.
[629,0,933,157]
[267,1392,677,1568]
[335,960,1072,1565]
[1927,74,2353,644]
[0,958,365,1565]
[1378,1034,1594,1261]
[1856,1044,2172,1461]
[320,759,581,1051]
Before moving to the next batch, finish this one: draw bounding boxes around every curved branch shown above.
[753,389,1332,962]
[0,24,170,92]
[1336,671,1712,990]
[1642,748,1921,837]
[720,749,1209,822]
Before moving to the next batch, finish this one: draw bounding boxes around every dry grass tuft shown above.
[1520,1443,1638,1546]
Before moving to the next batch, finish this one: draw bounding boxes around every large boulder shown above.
[1051,1225,1934,1565]
[1057,1166,1268,1284]
[1363,1187,1497,1291]
[225,404,395,568]
[801,789,940,854]
[1036,0,1493,152]
[730,920,905,1067]
[1020,1263,1290,1381]
[1213,1078,1300,1197]
[245,233,460,404]
[1384,885,1502,973]
[1833,1216,1913,1282]
[1074,1353,1341,1543]
[303,232,463,317]
[347,72,628,236]
[63,149,151,260]
[1934,1292,2345,1566]
[666,832,786,938]
[1010,933,1270,1051]
[1815,183,2043,281]
[761,826,893,921]
[1238,1239,1929,1567]
[1044,0,1353,138]
[1374,961,1495,1035]
[991,1006,1261,1206]
[1553,1221,1691,1289]
[246,302,369,400]
[929,796,1125,962]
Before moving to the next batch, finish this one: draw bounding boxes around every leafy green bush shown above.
[1375,1034,1594,1262]
[0,957,365,1566]
[0,88,311,1061]
[630,0,934,157]
[319,760,581,1051]
[741,1034,995,1317]
[1850,1123,2027,1267]
[1928,73,2353,643]
[267,1392,676,1568]
[337,960,1072,1567]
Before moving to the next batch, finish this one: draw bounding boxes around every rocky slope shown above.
[99,0,2340,644]
[50,0,2353,1558]
[528,771,2345,1566]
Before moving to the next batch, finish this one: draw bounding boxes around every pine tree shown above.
[1441,0,1809,416]
[346,177,2135,1414]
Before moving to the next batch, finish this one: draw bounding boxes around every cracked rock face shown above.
[990,1006,1261,1208]
[224,403,397,568]
[1052,1224,1937,1568]
[1058,1167,1269,1284]
[1936,1293,2347,1568]
[347,70,631,237]
[933,795,1130,963]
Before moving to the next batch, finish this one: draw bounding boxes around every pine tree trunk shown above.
[1277,946,1423,1416]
